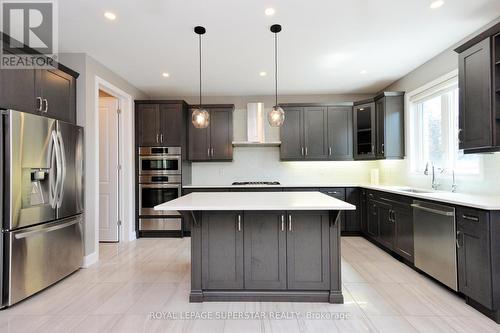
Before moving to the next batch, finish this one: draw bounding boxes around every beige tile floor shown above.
[1,236,499,333]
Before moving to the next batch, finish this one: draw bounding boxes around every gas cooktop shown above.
[232,181,281,186]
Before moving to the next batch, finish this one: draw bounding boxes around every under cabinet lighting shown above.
[162,72,170,78]
[259,71,267,77]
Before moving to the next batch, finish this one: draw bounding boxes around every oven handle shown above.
[139,184,181,189]
[138,156,181,161]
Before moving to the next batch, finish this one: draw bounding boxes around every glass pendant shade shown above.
[192,108,210,129]
[268,105,285,127]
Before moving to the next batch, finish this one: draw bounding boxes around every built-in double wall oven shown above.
[138,147,182,233]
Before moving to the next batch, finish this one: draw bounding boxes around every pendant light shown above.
[268,24,285,127]
[191,26,210,129]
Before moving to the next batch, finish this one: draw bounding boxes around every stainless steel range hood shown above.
[232,103,281,147]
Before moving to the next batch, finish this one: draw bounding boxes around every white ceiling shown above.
[58,0,500,97]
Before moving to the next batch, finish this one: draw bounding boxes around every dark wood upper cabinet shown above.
[458,38,494,150]
[454,22,500,153]
[36,68,76,123]
[280,104,353,161]
[327,106,353,160]
[160,104,183,146]
[303,107,328,160]
[136,104,160,146]
[0,68,37,112]
[375,93,405,159]
[136,101,187,147]
[353,102,376,160]
[188,104,234,161]
[209,108,233,160]
[0,37,78,123]
[280,107,304,160]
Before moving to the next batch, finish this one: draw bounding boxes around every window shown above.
[410,76,481,175]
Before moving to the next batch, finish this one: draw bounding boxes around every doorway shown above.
[98,90,121,242]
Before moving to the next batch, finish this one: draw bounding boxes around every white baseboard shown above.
[128,231,137,242]
[81,251,98,268]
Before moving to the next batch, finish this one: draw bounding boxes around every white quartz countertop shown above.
[155,191,356,211]
[182,184,500,210]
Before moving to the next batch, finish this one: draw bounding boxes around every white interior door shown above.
[99,96,120,242]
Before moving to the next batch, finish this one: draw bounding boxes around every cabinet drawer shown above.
[457,207,489,234]
[320,188,345,199]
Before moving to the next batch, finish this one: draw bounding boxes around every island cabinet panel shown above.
[457,208,493,309]
[366,198,379,239]
[320,188,345,231]
[287,211,330,290]
[243,212,287,290]
[201,211,244,290]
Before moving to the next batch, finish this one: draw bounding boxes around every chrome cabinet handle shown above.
[281,215,285,231]
[160,133,164,143]
[381,143,384,154]
[458,129,463,144]
[301,147,304,156]
[288,214,292,231]
[371,145,374,153]
[305,147,308,156]
[456,231,462,248]
[43,99,48,113]
[211,148,214,157]
[156,134,159,143]
[462,214,479,222]
[36,97,43,111]
[207,148,210,157]
[329,147,332,156]
[237,214,242,231]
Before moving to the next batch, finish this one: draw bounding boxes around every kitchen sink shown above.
[398,188,434,194]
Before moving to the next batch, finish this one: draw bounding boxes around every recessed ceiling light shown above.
[162,72,170,78]
[430,0,444,9]
[104,12,116,20]
[360,70,368,74]
[259,71,267,77]
[265,8,275,16]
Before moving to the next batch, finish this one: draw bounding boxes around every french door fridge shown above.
[1,110,84,306]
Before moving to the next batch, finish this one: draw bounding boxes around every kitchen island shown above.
[155,191,355,303]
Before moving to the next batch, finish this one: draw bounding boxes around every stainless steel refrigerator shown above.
[1,110,84,307]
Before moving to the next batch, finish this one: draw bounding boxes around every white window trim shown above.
[405,69,484,180]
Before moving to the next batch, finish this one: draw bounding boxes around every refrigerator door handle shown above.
[50,131,62,208]
[56,130,67,208]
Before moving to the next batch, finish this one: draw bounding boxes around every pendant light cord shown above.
[199,34,202,107]
[274,31,278,107]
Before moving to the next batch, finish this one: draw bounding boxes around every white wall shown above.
[59,53,148,258]
[377,17,500,196]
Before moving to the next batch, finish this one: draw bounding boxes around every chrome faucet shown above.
[451,170,457,193]
[424,162,441,190]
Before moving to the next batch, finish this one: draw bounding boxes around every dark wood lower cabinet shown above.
[457,208,493,309]
[243,211,287,290]
[377,201,395,250]
[201,211,244,290]
[393,202,414,262]
[367,199,379,238]
[287,211,330,290]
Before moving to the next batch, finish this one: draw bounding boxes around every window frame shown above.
[407,70,482,178]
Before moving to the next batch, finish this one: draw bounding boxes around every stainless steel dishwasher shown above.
[412,200,457,291]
